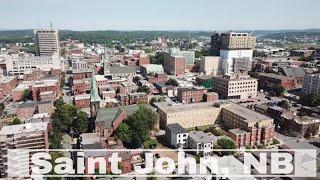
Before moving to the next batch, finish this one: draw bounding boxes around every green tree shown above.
[273,84,285,96]
[217,137,236,156]
[300,93,320,107]
[116,123,132,144]
[23,89,32,101]
[51,98,88,134]
[133,76,141,83]
[137,85,151,94]
[166,78,179,87]
[0,103,5,116]
[116,106,158,148]
[150,52,166,65]
[195,49,210,58]
[150,96,165,105]
[9,117,22,125]
[248,72,260,79]
[304,127,312,139]
[75,111,89,133]
[278,100,291,109]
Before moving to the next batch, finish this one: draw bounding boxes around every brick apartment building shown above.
[146,73,168,84]
[177,87,207,104]
[73,78,91,95]
[31,79,60,101]
[17,101,54,120]
[138,54,150,66]
[0,76,18,100]
[156,101,274,147]
[221,104,275,148]
[72,69,92,80]
[259,73,298,91]
[164,55,185,76]
[74,94,90,108]
[119,92,148,105]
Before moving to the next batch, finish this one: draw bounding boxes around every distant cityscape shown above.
[0,26,319,179]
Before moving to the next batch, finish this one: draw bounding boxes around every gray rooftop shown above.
[166,123,187,134]
[279,67,305,78]
[223,104,273,123]
[188,131,219,144]
[95,105,151,128]
[109,66,136,75]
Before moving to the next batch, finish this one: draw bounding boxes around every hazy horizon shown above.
[1,0,319,31]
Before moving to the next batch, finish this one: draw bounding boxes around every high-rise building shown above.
[211,32,256,74]
[0,122,49,177]
[211,32,256,56]
[34,29,60,56]
[302,73,320,94]
[212,73,258,100]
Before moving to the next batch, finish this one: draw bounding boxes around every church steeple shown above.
[103,44,110,75]
[90,70,101,117]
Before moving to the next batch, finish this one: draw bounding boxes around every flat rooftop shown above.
[0,122,48,135]
[223,104,272,123]
[155,101,230,114]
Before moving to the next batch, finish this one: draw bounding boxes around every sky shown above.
[0,0,319,31]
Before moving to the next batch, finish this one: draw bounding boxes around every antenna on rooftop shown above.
[50,21,53,29]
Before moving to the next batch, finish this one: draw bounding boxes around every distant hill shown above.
[0,29,319,44]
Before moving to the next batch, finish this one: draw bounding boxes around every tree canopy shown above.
[150,52,166,65]
[116,106,158,148]
[300,93,320,107]
[137,85,151,94]
[9,117,22,125]
[272,84,285,96]
[23,89,32,101]
[51,98,88,134]
[216,137,236,156]
[166,78,179,87]
[278,100,291,109]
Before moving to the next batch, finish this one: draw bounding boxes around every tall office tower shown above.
[210,32,256,56]
[302,73,320,94]
[0,122,49,177]
[34,29,60,56]
[211,32,256,74]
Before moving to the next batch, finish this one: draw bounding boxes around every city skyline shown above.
[0,0,319,31]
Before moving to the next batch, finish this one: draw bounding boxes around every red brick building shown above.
[31,79,60,101]
[119,92,148,106]
[74,94,90,108]
[138,55,150,66]
[73,79,91,95]
[125,59,137,66]
[72,70,92,80]
[0,76,18,100]
[204,92,219,102]
[16,101,37,120]
[177,87,207,104]
[38,100,54,116]
[12,85,30,102]
[164,56,185,76]
[147,74,168,84]
[221,104,275,148]
[258,73,297,91]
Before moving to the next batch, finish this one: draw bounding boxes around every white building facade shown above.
[220,49,253,74]
[5,52,61,75]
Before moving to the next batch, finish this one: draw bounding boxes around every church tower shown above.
[90,72,102,117]
[103,44,110,75]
